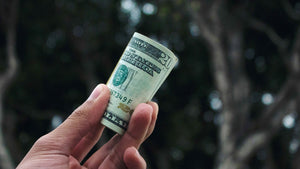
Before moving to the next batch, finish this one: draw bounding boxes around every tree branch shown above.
[256,77,296,129]
[281,0,300,21]
[241,59,299,163]
[256,26,300,130]
[290,26,300,74]
[245,14,290,70]
[227,27,251,138]
[0,0,19,97]
[209,0,224,36]
[237,130,269,162]
[238,17,300,166]
[189,0,240,163]
[188,1,300,168]
[0,0,19,168]
[246,15,288,52]
[188,0,216,45]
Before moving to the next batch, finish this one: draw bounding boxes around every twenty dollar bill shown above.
[101,32,178,135]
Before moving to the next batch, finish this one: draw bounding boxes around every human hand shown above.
[17,84,158,169]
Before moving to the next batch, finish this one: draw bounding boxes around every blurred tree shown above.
[187,0,300,168]
[1,0,300,169]
[0,0,19,168]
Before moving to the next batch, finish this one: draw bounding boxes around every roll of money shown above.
[101,32,178,135]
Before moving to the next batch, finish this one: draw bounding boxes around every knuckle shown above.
[34,134,50,147]
[69,107,89,122]
[33,134,62,151]
[33,134,53,150]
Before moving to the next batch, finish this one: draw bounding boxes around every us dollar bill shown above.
[101,32,178,135]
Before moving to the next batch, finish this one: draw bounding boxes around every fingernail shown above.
[134,147,142,158]
[87,85,103,100]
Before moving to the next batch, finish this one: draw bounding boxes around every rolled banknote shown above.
[101,32,178,135]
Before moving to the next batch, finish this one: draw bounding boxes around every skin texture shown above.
[16,84,159,169]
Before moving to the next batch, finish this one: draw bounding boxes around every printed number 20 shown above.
[159,53,171,68]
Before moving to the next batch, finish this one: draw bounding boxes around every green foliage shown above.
[1,0,299,168]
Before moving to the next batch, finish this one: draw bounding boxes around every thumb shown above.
[47,84,110,153]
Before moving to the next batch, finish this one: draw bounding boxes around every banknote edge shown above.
[133,32,178,62]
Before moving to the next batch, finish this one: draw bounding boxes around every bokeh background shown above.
[1,0,300,169]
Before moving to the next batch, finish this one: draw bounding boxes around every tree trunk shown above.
[0,102,15,169]
[0,0,19,168]
[187,0,300,169]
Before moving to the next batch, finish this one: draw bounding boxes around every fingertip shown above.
[147,102,158,119]
[144,102,159,139]
[87,84,103,101]
[131,103,153,126]
[124,147,146,169]
[125,103,153,143]
[124,147,139,161]
[95,84,110,101]
[148,101,159,113]
[99,84,110,93]
[136,103,153,112]
[86,84,110,115]
[86,84,110,103]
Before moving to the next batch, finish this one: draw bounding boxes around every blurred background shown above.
[0,0,300,168]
